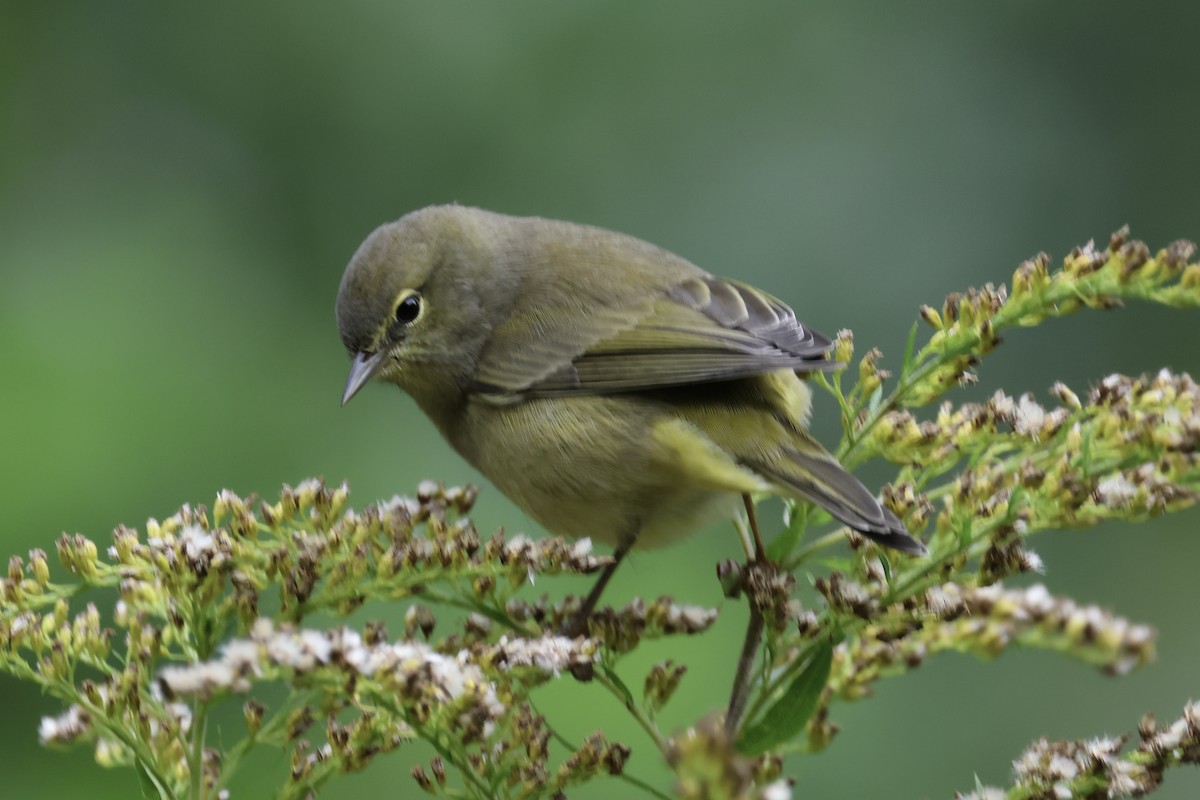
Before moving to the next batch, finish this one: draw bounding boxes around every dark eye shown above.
[394,293,421,325]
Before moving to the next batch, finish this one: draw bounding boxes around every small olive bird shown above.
[337,206,925,621]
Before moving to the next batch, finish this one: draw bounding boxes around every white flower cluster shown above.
[925,582,1155,675]
[985,389,1070,440]
[1147,700,1200,753]
[155,620,599,731]
[38,705,89,746]
[759,778,794,800]
[495,634,596,674]
[964,700,1200,798]
[38,690,192,748]
[1014,734,1151,798]
[954,788,1006,800]
[158,619,501,711]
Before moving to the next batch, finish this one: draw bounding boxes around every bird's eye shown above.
[394,292,422,325]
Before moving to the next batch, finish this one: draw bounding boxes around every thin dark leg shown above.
[726,493,767,734]
[563,535,634,637]
[725,603,765,735]
[742,493,766,560]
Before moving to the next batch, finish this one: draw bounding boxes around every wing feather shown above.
[470,227,836,398]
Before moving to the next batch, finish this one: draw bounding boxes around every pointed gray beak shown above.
[341,350,388,406]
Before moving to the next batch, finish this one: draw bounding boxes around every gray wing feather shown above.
[483,276,837,397]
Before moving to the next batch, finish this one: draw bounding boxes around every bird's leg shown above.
[726,493,767,734]
[562,534,635,638]
[726,600,765,735]
[742,493,766,561]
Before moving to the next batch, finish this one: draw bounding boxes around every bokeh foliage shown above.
[2,2,1199,798]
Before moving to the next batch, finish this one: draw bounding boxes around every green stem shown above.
[418,587,542,636]
[214,696,305,792]
[835,341,967,469]
[357,689,492,799]
[418,726,492,799]
[782,529,846,571]
[595,666,669,756]
[184,587,216,800]
[190,698,208,800]
[533,700,673,800]
[67,688,180,800]
[740,630,827,731]
[831,257,1143,471]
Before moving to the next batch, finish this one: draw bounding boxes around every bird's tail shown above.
[749,437,927,556]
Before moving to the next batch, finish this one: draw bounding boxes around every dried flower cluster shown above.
[735,230,1198,788]
[1,481,719,799]
[504,594,718,654]
[806,581,1159,751]
[885,227,1200,413]
[667,720,789,800]
[868,369,1198,545]
[959,700,1200,799]
[3,230,1199,799]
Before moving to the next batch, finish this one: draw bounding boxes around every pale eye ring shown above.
[394,292,422,325]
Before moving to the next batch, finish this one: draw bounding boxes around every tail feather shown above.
[750,446,927,556]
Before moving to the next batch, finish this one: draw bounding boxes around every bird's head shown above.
[335,205,517,406]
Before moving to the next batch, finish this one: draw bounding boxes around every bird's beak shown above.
[341,350,388,406]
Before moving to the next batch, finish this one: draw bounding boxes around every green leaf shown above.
[867,384,885,416]
[600,664,636,707]
[135,759,169,800]
[737,638,834,755]
[956,514,973,549]
[877,551,893,584]
[814,556,853,573]
[899,321,920,381]
[767,502,809,561]
[1080,427,1095,476]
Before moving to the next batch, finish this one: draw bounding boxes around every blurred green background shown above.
[2,2,1198,797]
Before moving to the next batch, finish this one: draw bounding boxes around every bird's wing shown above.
[471,274,837,399]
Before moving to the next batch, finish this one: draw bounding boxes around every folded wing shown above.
[472,274,837,399]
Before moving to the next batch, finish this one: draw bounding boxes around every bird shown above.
[336,204,925,621]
